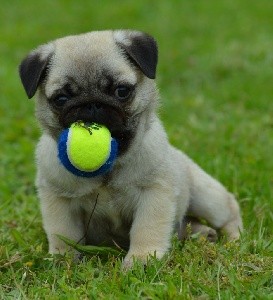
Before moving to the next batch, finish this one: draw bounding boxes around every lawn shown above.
[0,0,272,299]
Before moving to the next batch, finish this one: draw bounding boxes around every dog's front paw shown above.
[49,240,81,262]
[122,249,166,271]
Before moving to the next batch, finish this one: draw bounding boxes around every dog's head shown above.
[19,30,158,154]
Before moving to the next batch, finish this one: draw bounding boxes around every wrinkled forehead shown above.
[45,33,137,97]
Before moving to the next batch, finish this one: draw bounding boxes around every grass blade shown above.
[57,235,124,257]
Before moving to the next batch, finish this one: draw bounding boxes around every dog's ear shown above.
[19,44,53,99]
[114,30,158,79]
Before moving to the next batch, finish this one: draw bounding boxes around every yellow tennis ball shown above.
[68,122,111,171]
[58,122,118,177]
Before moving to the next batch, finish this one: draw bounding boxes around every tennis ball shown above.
[58,122,118,177]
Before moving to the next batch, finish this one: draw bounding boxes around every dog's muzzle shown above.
[59,102,124,130]
[58,102,135,154]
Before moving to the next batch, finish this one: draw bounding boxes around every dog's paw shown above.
[208,229,218,242]
[181,217,218,242]
[49,244,81,262]
[121,256,136,271]
[121,250,165,271]
[221,219,243,241]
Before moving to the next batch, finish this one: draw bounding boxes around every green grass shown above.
[1,0,273,298]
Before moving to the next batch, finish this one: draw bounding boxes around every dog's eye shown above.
[54,95,69,107]
[114,86,132,101]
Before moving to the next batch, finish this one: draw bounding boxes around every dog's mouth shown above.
[58,102,135,154]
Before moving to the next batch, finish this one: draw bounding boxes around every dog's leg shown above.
[123,185,176,269]
[187,162,243,240]
[39,187,85,256]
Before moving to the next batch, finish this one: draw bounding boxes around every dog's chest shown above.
[78,187,133,248]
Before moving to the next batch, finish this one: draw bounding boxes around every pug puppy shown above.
[19,30,243,268]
